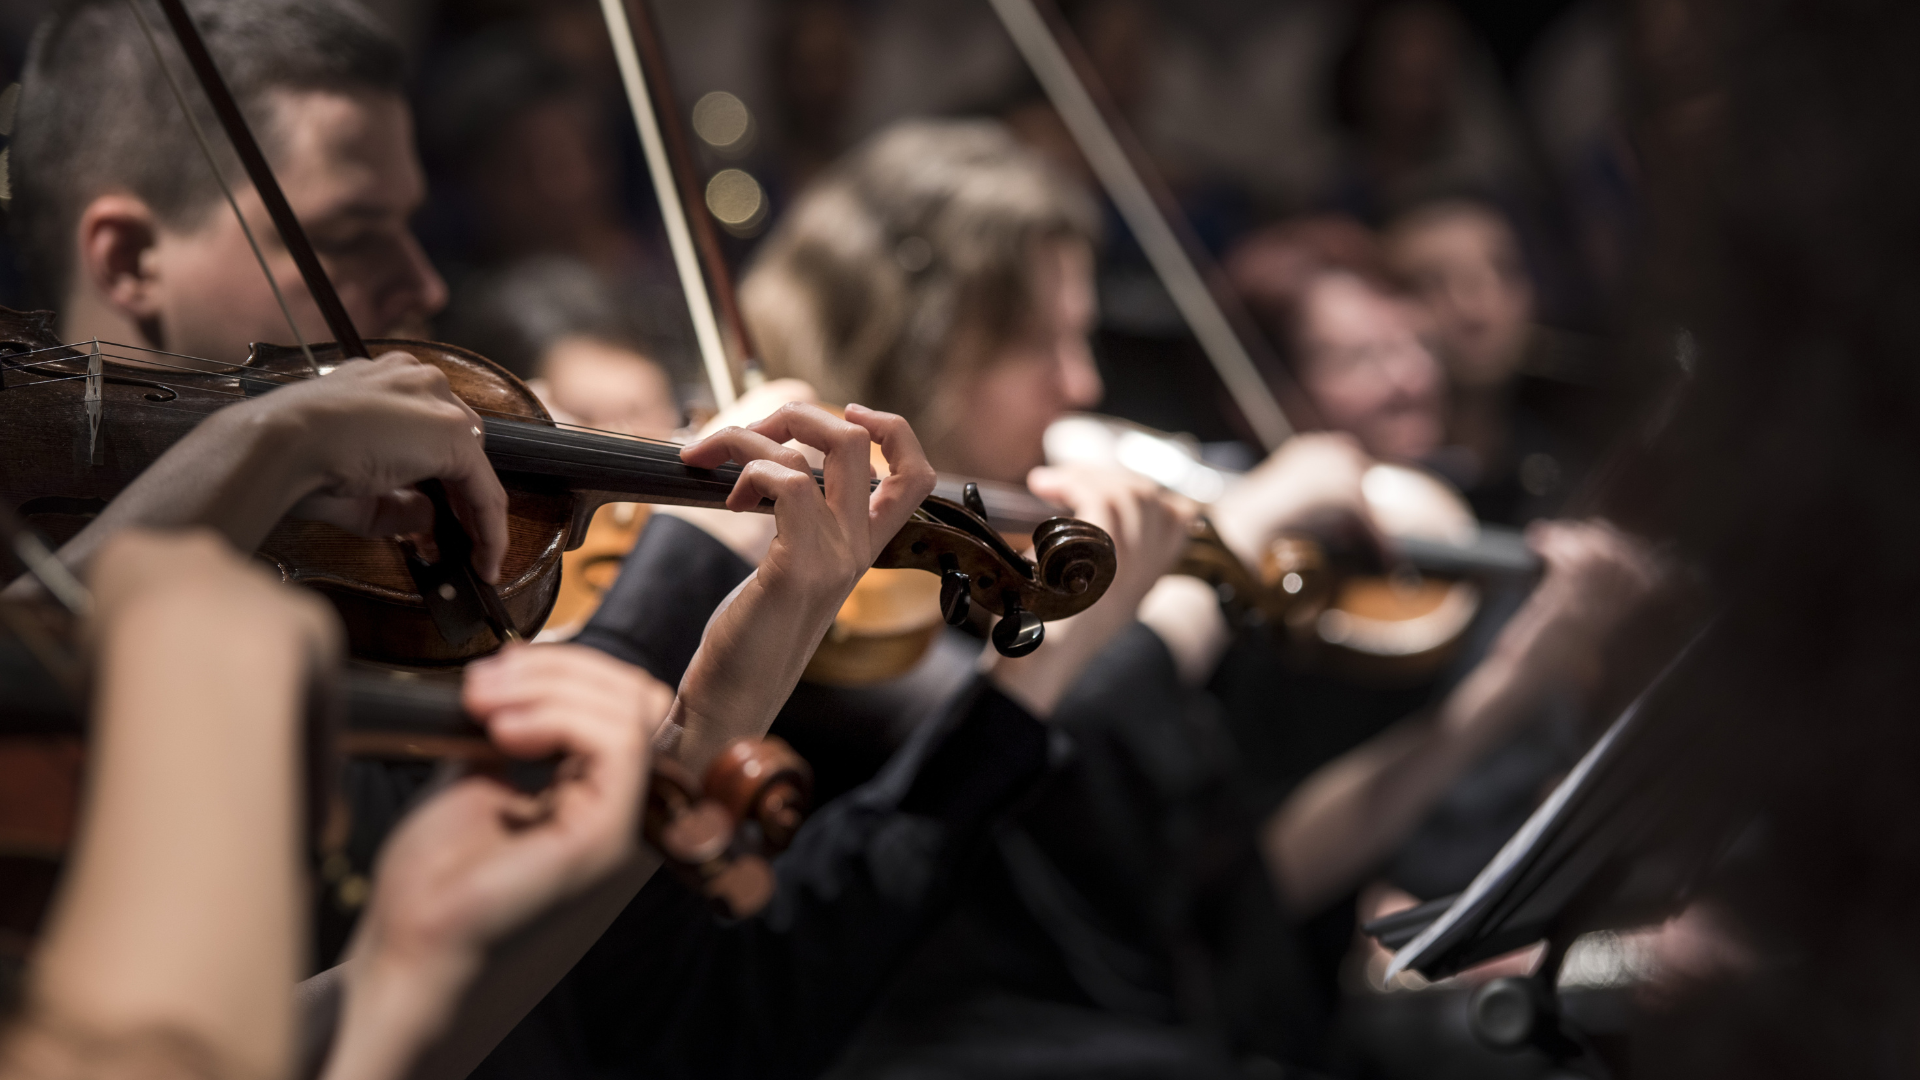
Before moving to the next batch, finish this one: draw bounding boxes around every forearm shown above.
[667,570,842,775]
[32,599,309,1080]
[1263,649,1540,915]
[43,405,315,577]
[1136,574,1232,687]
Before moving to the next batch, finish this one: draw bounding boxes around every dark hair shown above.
[8,0,405,302]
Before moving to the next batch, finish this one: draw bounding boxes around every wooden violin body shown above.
[0,308,1117,667]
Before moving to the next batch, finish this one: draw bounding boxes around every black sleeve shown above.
[472,677,1054,1080]
[571,513,752,686]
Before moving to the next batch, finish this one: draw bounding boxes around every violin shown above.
[1004,413,1543,682]
[0,307,1118,667]
[0,587,812,944]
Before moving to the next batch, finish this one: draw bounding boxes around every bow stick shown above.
[597,0,767,409]
[987,0,1315,451]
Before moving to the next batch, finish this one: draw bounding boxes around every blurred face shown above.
[533,335,680,439]
[1386,206,1534,387]
[145,89,447,364]
[1296,273,1445,463]
[942,239,1104,484]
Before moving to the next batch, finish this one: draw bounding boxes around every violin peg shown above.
[962,481,988,521]
[990,593,1045,657]
[940,569,972,625]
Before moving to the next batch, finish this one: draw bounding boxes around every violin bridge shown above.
[85,339,103,464]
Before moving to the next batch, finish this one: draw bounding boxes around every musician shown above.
[727,117,1669,1074]
[1383,195,1597,524]
[5,0,506,587]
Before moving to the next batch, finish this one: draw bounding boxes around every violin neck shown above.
[483,418,746,511]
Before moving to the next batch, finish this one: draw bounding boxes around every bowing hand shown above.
[276,351,509,583]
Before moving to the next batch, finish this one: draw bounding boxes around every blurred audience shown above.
[1230,204,1598,524]
[1328,1,1536,224]
[764,0,862,193]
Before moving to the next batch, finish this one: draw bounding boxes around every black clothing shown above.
[832,625,1325,1079]
[474,678,1050,1080]
[471,514,1055,1080]
[572,513,755,686]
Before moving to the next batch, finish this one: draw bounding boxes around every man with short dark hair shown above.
[3,0,505,583]
[10,0,445,366]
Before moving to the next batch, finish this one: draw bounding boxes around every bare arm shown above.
[1,530,336,1080]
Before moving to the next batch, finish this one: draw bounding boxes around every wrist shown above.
[323,946,478,1080]
[232,393,333,507]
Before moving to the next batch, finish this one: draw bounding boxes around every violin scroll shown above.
[876,494,1116,657]
[643,736,814,918]
[702,736,812,852]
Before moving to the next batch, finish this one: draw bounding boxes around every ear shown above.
[74,194,165,323]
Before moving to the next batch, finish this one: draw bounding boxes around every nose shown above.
[1057,335,1104,411]
[379,231,449,334]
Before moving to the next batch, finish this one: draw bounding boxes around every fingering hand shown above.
[653,378,822,564]
[1027,463,1195,614]
[666,402,936,767]
[679,401,937,610]
[990,463,1198,717]
[325,644,669,1080]
[358,645,670,971]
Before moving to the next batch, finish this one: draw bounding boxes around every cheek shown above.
[974,362,1061,432]
[1307,369,1380,428]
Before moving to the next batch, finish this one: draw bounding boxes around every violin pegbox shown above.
[874,486,1117,658]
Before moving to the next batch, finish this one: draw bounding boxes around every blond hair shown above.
[741,120,1098,445]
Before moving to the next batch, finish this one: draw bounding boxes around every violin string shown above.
[19,338,699,450]
[7,341,901,496]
